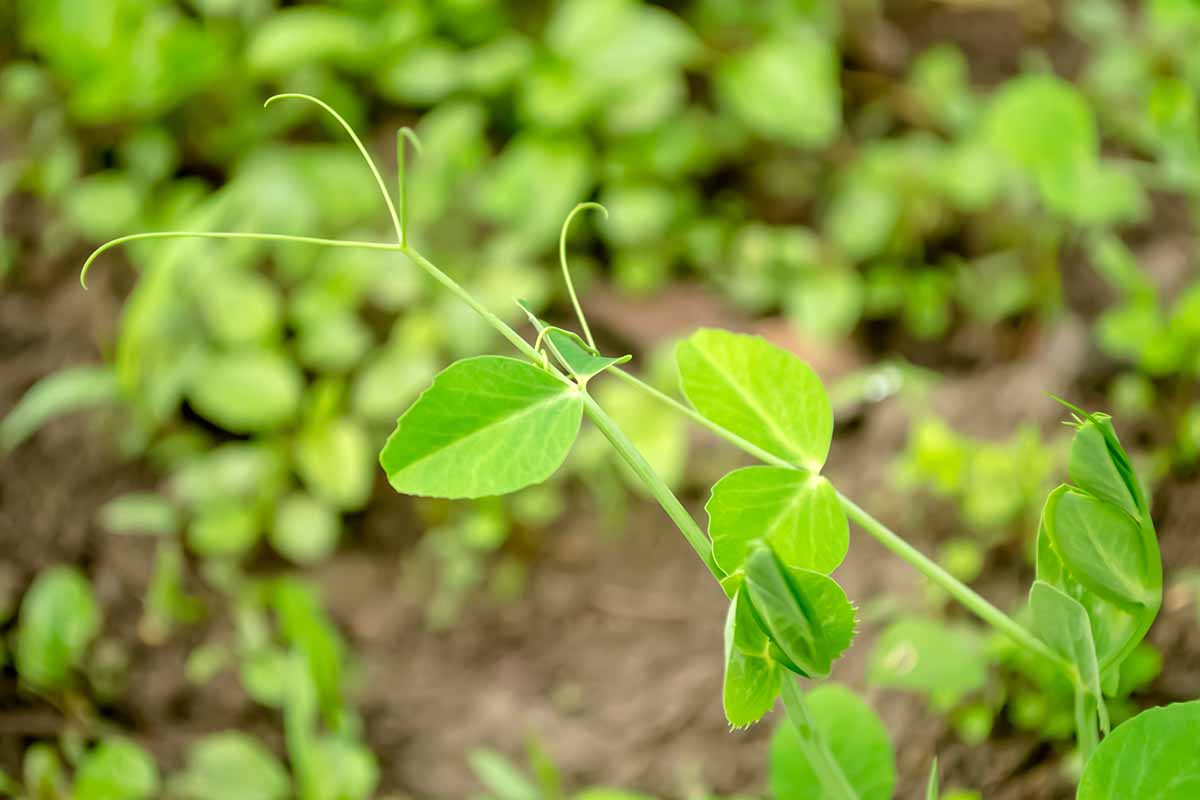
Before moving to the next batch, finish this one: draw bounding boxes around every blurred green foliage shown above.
[4,0,1200,794]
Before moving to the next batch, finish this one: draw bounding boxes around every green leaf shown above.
[74,739,159,800]
[0,366,119,452]
[15,566,101,691]
[517,300,631,383]
[169,732,290,800]
[707,466,848,575]
[1078,701,1200,799]
[769,684,897,800]
[742,547,855,679]
[187,502,260,558]
[716,27,841,148]
[295,417,373,512]
[380,356,582,499]
[303,738,379,800]
[1035,527,1138,672]
[1068,414,1144,521]
[867,617,987,708]
[676,329,832,470]
[1044,486,1154,608]
[1029,581,1102,701]
[187,350,302,434]
[99,492,179,537]
[723,589,781,728]
[984,75,1099,216]
[270,492,341,565]
[468,749,539,800]
[927,758,939,800]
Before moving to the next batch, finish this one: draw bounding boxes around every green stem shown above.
[580,392,724,584]
[780,678,859,800]
[611,367,1070,674]
[838,492,1067,670]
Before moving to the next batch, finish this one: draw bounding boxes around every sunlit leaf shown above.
[676,329,832,470]
[380,356,582,499]
[742,547,855,679]
[74,739,159,800]
[1078,701,1200,799]
[708,466,848,575]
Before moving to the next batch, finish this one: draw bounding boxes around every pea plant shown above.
[81,95,1199,798]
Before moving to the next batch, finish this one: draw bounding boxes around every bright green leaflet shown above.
[1077,701,1200,799]
[380,356,582,499]
[741,546,856,679]
[1044,486,1154,608]
[707,466,848,575]
[676,328,832,471]
[74,739,159,800]
[723,588,781,728]
[187,350,303,434]
[15,566,102,691]
[168,732,290,800]
[926,759,939,800]
[770,683,897,800]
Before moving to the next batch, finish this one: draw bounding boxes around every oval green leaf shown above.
[15,566,102,691]
[676,329,832,470]
[1078,701,1200,799]
[769,683,897,800]
[188,350,302,434]
[742,546,855,679]
[708,466,848,575]
[380,356,582,499]
[1068,415,1142,522]
[1045,486,1154,608]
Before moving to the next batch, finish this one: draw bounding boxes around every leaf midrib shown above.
[390,387,576,475]
[692,342,802,463]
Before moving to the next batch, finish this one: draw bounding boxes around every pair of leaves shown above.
[1033,411,1161,693]
[722,548,856,726]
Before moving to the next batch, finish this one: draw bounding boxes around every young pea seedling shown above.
[82,95,1196,798]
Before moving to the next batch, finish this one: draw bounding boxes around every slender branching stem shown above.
[265,94,404,244]
[581,392,724,584]
[780,678,860,800]
[609,368,1070,673]
[558,202,607,351]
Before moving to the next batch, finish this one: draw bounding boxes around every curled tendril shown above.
[265,93,403,244]
[396,126,424,247]
[558,201,608,351]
